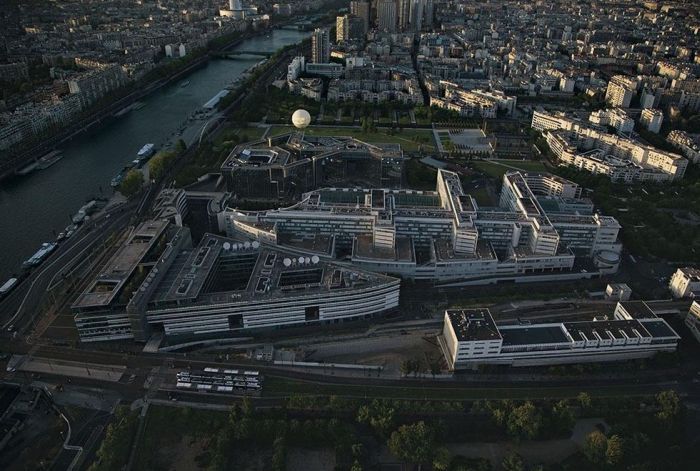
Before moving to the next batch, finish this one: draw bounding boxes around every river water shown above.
[0,29,310,280]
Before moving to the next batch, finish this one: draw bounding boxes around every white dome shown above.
[291,109,311,129]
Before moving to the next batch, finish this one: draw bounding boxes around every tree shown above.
[552,399,576,432]
[350,460,363,471]
[148,150,177,181]
[400,359,415,377]
[357,400,395,438]
[506,401,543,440]
[655,390,681,427]
[605,434,623,466]
[583,430,608,466]
[501,452,525,471]
[387,421,436,471]
[577,392,592,412]
[119,169,143,198]
[175,138,187,154]
[271,435,286,471]
[432,446,451,471]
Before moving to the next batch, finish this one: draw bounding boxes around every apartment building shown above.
[667,130,700,163]
[669,267,700,299]
[431,88,516,119]
[311,28,330,63]
[605,75,637,108]
[534,110,687,182]
[640,108,664,134]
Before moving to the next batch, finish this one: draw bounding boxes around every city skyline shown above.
[1,1,700,469]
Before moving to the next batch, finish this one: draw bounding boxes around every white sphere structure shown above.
[291,109,311,129]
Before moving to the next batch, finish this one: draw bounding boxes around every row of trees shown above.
[88,407,139,471]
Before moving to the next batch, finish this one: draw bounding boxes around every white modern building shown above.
[223,169,623,284]
[669,267,700,299]
[73,226,400,343]
[441,303,680,369]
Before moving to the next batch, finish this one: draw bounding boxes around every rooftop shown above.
[150,233,399,309]
[500,324,569,346]
[446,308,502,342]
[73,220,169,309]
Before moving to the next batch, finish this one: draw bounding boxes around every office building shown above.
[377,0,397,33]
[224,169,623,284]
[441,303,680,369]
[72,220,191,342]
[73,226,400,343]
[350,1,370,34]
[398,0,411,31]
[220,133,405,200]
[311,28,330,63]
[409,0,424,32]
[336,15,365,43]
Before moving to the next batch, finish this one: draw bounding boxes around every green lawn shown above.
[268,126,436,152]
[472,160,549,179]
[214,126,266,145]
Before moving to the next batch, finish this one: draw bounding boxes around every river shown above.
[0,29,310,280]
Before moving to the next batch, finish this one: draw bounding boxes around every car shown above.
[6,325,14,332]
[65,230,75,239]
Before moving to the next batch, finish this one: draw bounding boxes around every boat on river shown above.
[35,150,63,170]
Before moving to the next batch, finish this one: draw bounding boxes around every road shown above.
[0,202,136,334]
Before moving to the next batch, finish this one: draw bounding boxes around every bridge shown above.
[215,50,274,59]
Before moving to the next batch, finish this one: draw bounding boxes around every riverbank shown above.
[0,29,312,280]
[0,27,275,184]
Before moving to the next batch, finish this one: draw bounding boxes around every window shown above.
[305,306,320,322]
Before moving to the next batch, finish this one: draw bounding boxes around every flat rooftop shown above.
[446,308,502,342]
[150,233,399,309]
[679,267,700,282]
[563,319,651,342]
[73,220,169,309]
[500,325,569,346]
[617,301,657,320]
[352,235,415,263]
[451,307,679,347]
[434,238,496,262]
